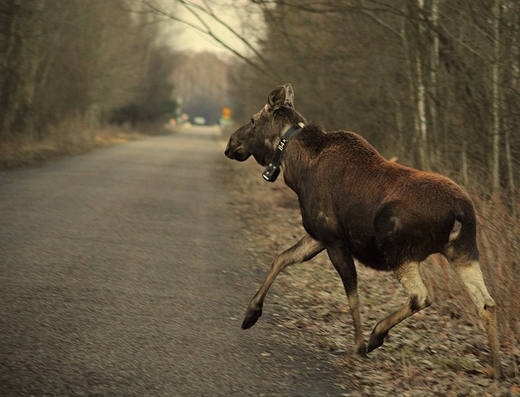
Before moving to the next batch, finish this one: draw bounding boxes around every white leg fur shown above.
[453,260,495,313]
[396,261,431,309]
[452,260,502,379]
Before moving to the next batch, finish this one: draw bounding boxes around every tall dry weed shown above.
[421,186,520,353]
[474,191,520,350]
[45,113,95,151]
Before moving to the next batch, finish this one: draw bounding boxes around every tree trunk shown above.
[491,0,501,194]
[505,5,519,194]
[462,141,468,187]
[416,0,428,170]
[429,0,440,167]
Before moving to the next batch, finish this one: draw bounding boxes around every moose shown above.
[224,83,502,379]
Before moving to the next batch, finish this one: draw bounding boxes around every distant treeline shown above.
[0,0,176,141]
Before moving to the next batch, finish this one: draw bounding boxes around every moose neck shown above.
[262,122,305,182]
[279,124,326,195]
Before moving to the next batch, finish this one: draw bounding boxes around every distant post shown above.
[220,108,232,126]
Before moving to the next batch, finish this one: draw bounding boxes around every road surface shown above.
[0,126,343,396]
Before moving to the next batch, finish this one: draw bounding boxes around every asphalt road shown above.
[0,126,343,396]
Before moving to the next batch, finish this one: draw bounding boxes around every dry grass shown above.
[0,117,173,170]
[472,192,520,349]
[417,187,520,352]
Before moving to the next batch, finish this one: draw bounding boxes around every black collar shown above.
[262,122,305,182]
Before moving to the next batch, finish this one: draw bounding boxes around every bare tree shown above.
[0,0,179,142]
[138,0,269,75]
[491,0,502,194]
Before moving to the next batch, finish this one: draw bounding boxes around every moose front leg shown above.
[241,234,324,330]
[326,245,366,355]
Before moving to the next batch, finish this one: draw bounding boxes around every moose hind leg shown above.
[242,234,324,330]
[367,261,431,353]
[452,260,502,379]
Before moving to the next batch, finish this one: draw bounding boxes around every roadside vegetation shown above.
[0,1,236,169]
[0,120,174,170]
[218,0,520,360]
[0,0,178,168]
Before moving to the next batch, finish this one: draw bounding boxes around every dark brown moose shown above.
[224,83,502,379]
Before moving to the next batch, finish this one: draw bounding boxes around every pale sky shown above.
[164,0,262,54]
[175,25,232,53]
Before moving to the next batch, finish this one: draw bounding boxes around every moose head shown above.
[225,83,306,167]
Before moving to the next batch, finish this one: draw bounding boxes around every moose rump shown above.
[224,83,502,379]
[337,169,480,272]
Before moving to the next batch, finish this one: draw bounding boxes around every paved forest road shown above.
[0,127,343,397]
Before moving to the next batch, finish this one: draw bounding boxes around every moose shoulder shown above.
[224,83,502,379]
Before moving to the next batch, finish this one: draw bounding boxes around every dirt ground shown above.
[219,146,520,397]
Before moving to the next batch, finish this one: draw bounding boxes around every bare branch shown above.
[137,0,269,76]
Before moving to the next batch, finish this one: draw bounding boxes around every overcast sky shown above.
[175,25,232,53]
[161,0,262,54]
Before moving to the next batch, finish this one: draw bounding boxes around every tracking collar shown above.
[262,122,305,182]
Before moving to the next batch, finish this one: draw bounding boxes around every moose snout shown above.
[225,144,250,161]
[224,145,232,158]
[224,144,236,159]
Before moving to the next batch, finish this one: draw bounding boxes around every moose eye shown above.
[250,118,255,127]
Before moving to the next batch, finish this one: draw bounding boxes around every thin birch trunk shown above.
[462,141,468,187]
[491,0,501,194]
[417,0,428,170]
[401,5,419,165]
[417,57,428,170]
[505,7,519,194]
[429,0,440,167]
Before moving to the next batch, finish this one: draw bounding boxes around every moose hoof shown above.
[366,331,387,354]
[241,306,262,330]
[490,363,504,380]
[355,343,368,357]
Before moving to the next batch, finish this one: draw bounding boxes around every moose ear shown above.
[283,83,294,107]
[267,83,294,112]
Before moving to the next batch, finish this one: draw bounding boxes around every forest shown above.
[0,0,178,164]
[227,0,520,352]
[2,0,519,194]
[227,0,520,356]
[227,0,520,197]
